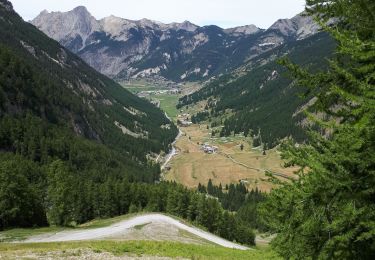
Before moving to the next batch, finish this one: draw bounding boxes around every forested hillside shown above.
[0,0,176,228]
[0,0,258,247]
[0,1,178,160]
[179,32,335,147]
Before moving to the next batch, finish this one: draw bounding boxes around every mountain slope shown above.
[0,0,177,163]
[178,32,336,147]
[0,0,181,230]
[0,3,256,249]
[31,7,320,82]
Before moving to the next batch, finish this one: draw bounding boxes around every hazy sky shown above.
[11,0,306,29]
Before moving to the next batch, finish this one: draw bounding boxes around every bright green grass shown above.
[0,241,280,260]
[133,223,150,230]
[78,213,141,229]
[121,83,180,120]
[150,94,180,120]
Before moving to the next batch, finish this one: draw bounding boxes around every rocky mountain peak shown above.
[0,0,13,12]
[39,9,48,15]
[268,18,295,36]
[32,6,100,44]
[171,20,198,32]
[224,24,261,36]
[72,5,89,15]
[267,13,320,39]
[31,6,321,82]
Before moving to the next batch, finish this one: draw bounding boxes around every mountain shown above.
[0,0,178,181]
[0,0,257,242]
[268,14,320,39]
[31,7,320,82]
[0,0,183,230]
[178,32,336,148]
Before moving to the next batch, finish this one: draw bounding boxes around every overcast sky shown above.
[11,0,306,29]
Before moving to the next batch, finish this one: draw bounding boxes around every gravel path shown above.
[24,214,249,250]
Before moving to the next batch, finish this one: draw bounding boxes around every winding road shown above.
[24,214,249,250]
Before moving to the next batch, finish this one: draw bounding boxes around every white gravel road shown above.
[24,214,249,250]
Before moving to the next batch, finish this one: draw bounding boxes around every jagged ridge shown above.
[31,6,320,82]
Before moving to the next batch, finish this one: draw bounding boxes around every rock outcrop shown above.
[32,8,319,82]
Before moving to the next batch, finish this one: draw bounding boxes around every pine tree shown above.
[46,160,76,226]
[260,0,375,258]
[207,179,214,195]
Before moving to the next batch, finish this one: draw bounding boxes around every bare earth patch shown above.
[0,248,187,260]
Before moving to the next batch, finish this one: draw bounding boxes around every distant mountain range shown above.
[31,6,320,82]
[0,0,177,181]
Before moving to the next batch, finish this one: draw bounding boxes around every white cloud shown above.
[11,0,305,29]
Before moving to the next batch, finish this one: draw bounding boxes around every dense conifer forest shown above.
[0,0,374,256]
[178,32,335,148]
[0,0,255,246]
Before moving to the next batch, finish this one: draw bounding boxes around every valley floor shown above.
[123,81,298,192]
[164,123,297,192]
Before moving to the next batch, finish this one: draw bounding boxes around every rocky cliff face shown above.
[32,7,319,82]
[268,13,320,39]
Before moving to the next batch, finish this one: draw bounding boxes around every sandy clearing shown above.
[23,214,249,250]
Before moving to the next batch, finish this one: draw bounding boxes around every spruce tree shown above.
[260,0,375,258]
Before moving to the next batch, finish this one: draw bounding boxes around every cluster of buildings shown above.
[137,88,180,98]
[201,143,219,154]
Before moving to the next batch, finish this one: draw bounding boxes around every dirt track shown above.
[24,214,249,250]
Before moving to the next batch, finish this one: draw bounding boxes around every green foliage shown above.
[0,1,179,232]
[0,156,255,245]
[0,154,46,229]
[191,111,210,124]
[178,33,335,147]
[0,3,178,163]
[199,180,266,232]
[260,1,375,258]
[46,161,76,226]
[0,241,281,260]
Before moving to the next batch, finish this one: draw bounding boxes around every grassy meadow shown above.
[0,241,280,260]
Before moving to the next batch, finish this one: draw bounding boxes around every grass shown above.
[0,213,142,242]
[121,81,180,120]
[149,93,180,119]
[133,223,150,230]
[165,124,296,192]
[78,213,141,229]
[0,226,66,242]
[0,241,280,260]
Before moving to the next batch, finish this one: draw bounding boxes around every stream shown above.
[160,112,182,171]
